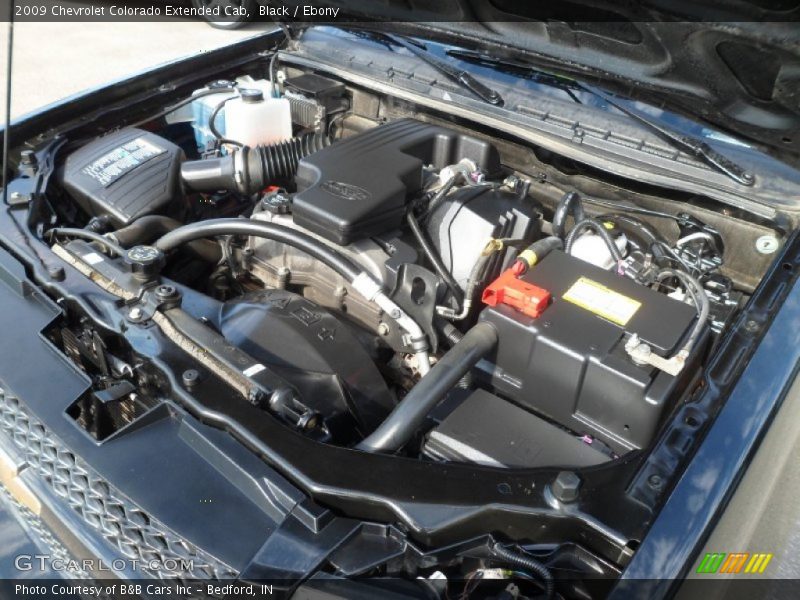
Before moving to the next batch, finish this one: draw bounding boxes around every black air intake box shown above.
[293,119,501,245]
[59,128,184,227]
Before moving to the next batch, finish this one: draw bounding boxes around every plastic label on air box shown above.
[562,277,641,326]
[81,138,165,187]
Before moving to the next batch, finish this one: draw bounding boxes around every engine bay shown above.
[0,36,792,597]
[49,106,726,461]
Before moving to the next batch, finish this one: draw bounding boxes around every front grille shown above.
[0,386,237,581]
[0,483,90,578]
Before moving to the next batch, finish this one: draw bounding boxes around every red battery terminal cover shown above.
[482,267,552,318]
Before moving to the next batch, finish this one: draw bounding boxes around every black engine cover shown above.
[293,118,501,245]
[218,290,395,440]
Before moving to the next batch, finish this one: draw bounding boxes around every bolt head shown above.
[552,471,581,503]
[128,307,143,320]
[182,369,200,388]
[262,193,291,214]
[155,284,178,299]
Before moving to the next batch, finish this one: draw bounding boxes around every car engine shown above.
[4,55,783,597]
[48,94,725,461]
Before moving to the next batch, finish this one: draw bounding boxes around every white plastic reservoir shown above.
[225,88,292,147]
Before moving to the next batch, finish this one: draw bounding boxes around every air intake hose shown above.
[181,133,330,195]
[356,321,498,454]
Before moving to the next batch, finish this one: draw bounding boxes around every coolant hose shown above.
[155,218,362,280]
[181,133,330,194]
[154,219,432,372]
[552,191,586,240]
[356,321,498,453]
[565,218,624,263]
[491,543,554,599]
[108,215,222,263]
[110,215,184,247]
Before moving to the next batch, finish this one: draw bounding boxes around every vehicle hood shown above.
[296,1,800,166]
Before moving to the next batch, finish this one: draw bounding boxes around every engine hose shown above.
[491,543,554,599]
[127,84,238,130]
[515,236,564,272]
[356,321,497,453]
[598,213,664,247]
[406,211,464,305]
[209,96,243,147]
[654,268,709,353]
[154,219,431,372]
[565,218,624,263]
[180,133,330,195]
[108,215,222,264]
[435,251,491,321]
[552,191,586,239]
[593,212,701,274]
[156,218,361,281]
[46,228,125,256]
[434,321,472,388]
[423,176,457,216]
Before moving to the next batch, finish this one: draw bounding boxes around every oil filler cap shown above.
[125,245,165,282]
[482,268,551,318]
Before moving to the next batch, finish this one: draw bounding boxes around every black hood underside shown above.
[287,0,800,166]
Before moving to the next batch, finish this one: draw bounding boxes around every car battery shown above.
[478,250,704,453]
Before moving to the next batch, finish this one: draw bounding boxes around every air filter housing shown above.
[59,128,183,227]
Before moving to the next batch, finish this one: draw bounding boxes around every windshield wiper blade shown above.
[446,49,755,186]
[383,34,504,106]
[579,83,755,186]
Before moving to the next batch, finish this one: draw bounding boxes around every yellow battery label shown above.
[562,277,641,326]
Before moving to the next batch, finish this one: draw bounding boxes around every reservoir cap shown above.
[240,88,265,104]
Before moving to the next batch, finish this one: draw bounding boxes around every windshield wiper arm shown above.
[579,83,755,186]
[446,49,755,186]
[383,34,504,106]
